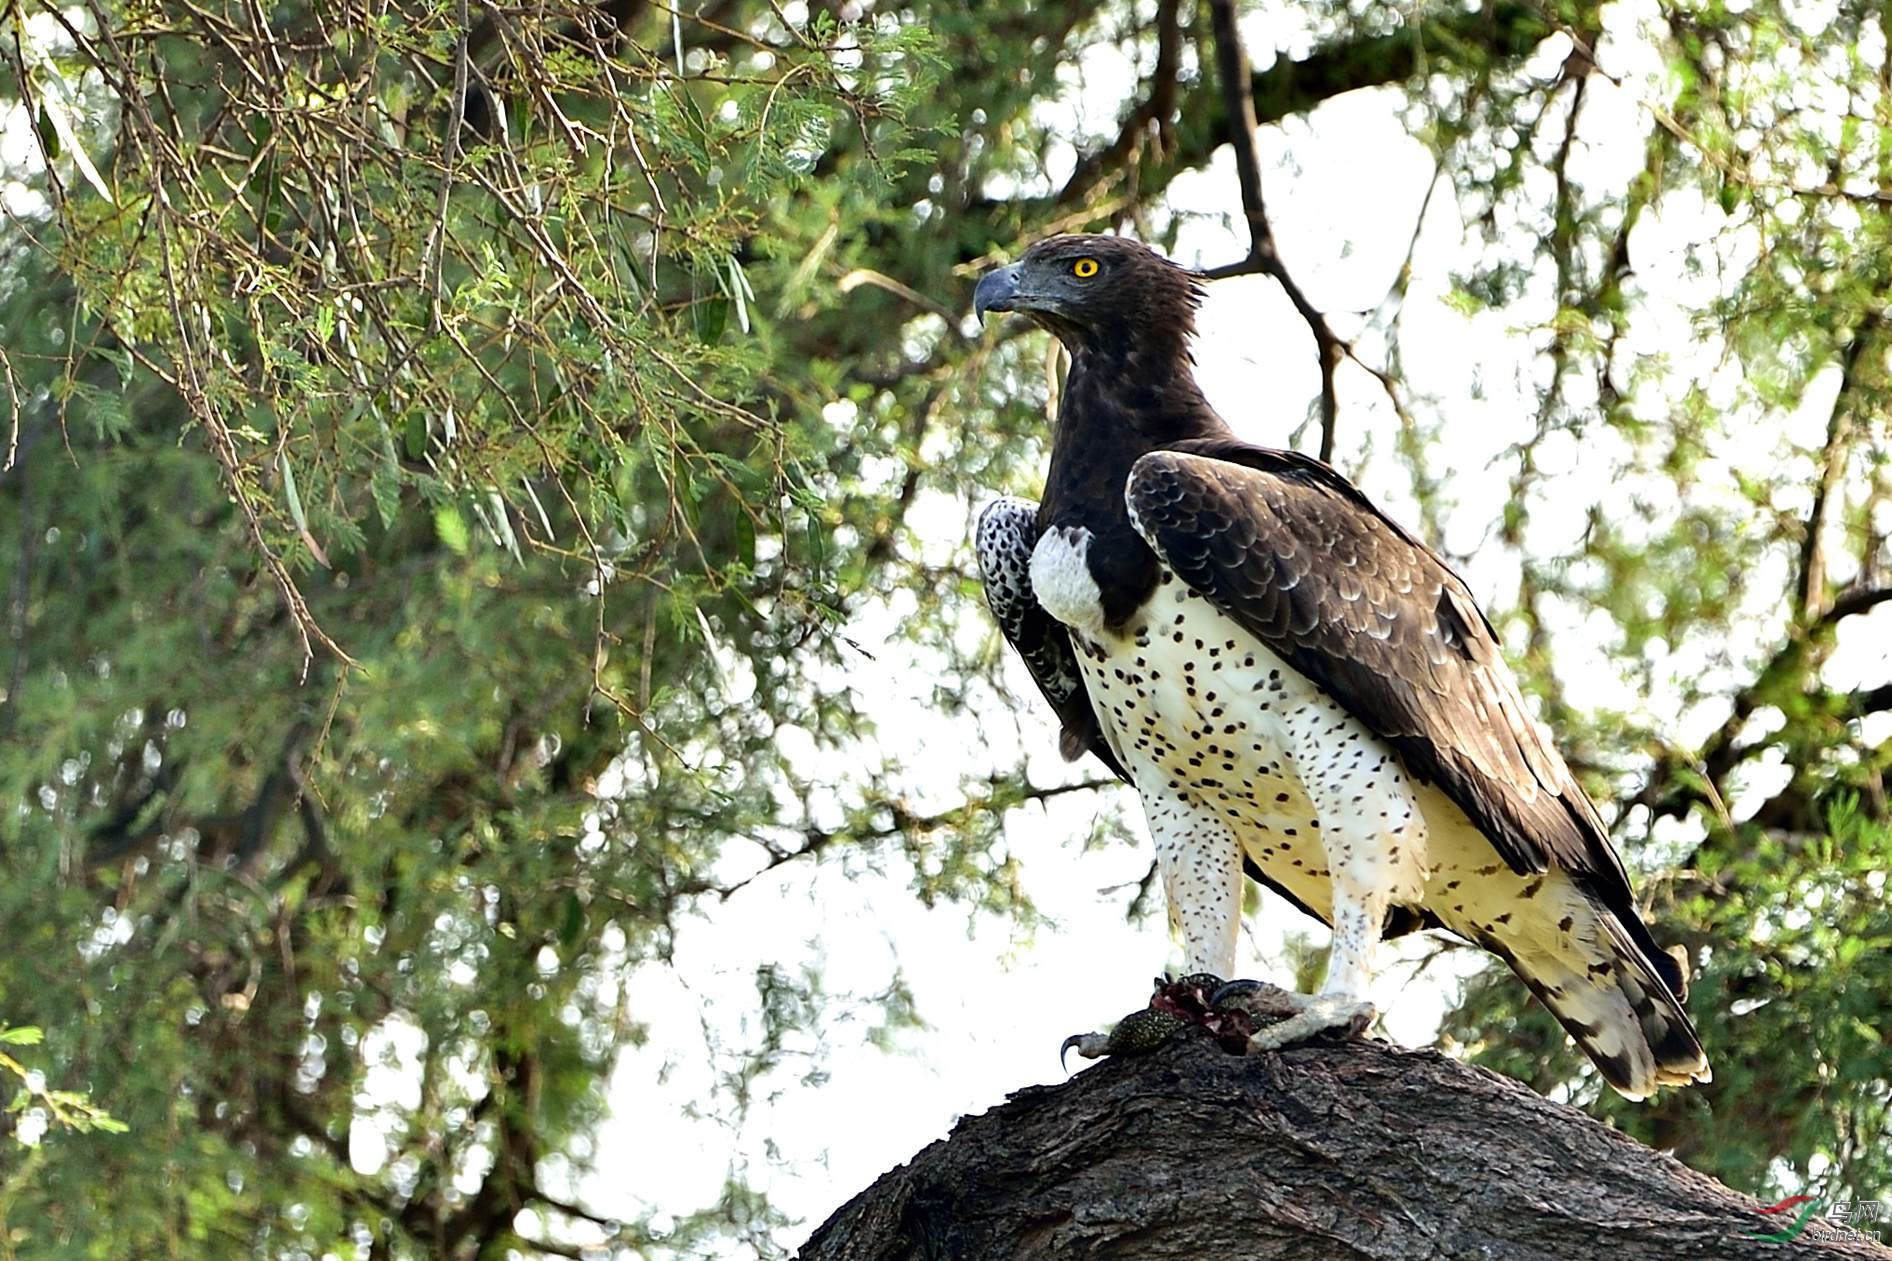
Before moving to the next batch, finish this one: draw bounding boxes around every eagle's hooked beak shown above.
[973,262,1023,325]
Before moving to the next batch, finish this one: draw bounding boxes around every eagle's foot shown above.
[1207,977,1312,1023]
[1059,972,1236,1068]
[1214,983,1375,1052]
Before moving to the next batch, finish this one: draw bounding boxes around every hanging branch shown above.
[1202,0,1344,460]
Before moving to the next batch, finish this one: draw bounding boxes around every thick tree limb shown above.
[1042,1,1559,218]
[800,1034,1891,1260]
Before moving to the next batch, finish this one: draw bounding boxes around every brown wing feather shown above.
[1125,440,1681,994]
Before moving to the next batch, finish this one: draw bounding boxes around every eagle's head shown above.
[973,234,1203,354]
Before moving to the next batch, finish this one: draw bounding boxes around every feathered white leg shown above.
[1228,709,1429,1051]
[1145,792,1243,979]
[1059,795,1242,1064]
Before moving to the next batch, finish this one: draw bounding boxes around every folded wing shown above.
[1124,440,1686,1001]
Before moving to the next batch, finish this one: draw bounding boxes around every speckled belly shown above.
[1071,572,1436,922]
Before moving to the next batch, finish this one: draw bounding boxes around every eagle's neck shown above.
[1038,338,1231,629]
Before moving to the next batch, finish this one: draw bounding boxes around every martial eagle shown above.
[972,234,1708,1099]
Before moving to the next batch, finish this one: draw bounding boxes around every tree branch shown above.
[528,1188,621,1235]
[1796,316,1877,622]
[1052,0,1184,211]
[674,774,1119,902]
[800,1035,1892,1259]
[1037,1,1559,221]
[1205,0,1345,461]
[1640,583,1892,825]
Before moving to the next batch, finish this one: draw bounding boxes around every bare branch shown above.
[1640,582,1892,825]
[1052,0,1183,211]
[1038,1,1557,221]
[837,268,969,334]
[685,774,1117,902]
[1205,0,1347,461]
[1825,584,1892,623]
[528,1188,622,1235]
[1797,317,1878,621]
[0,343,20,473]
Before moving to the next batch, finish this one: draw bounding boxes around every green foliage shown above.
[1448,802,1892,1202]
[1432,0,1892,1206]
[0,1026,126,1141]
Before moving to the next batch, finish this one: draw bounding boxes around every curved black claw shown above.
[1209,977,1308,1021]
[1208,978,1265,1008]
[1059,1030,1110,1070]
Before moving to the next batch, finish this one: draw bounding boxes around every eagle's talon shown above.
[1059,1031,1112,1069]
[1243,994,1377,1053]
[1208,977,1308,1017]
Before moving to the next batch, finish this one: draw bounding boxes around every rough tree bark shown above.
[800,1033,1891,1260]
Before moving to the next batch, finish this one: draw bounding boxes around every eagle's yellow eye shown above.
[1072,257,1100,279]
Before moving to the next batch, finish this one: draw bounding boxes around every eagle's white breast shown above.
[1029,525,1108,637]
[1077,579,1428,917]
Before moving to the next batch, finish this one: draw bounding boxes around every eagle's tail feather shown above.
[1496,910,1710,1101]
[1599,914,1711,1092]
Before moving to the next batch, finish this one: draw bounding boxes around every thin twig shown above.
[425,0,471,327]
[0,343,20,472]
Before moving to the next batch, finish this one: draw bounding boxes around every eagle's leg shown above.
[1149,795,1245,979]
[1229,894,1383,1051]
[1230,848,1396,1051]
[1212,876,1384,1052]
[1234,728,1428,1052]
[1059,799,1243,1063]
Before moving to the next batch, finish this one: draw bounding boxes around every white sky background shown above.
[6,1,1890,1255]
[570,5,1892,1256]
